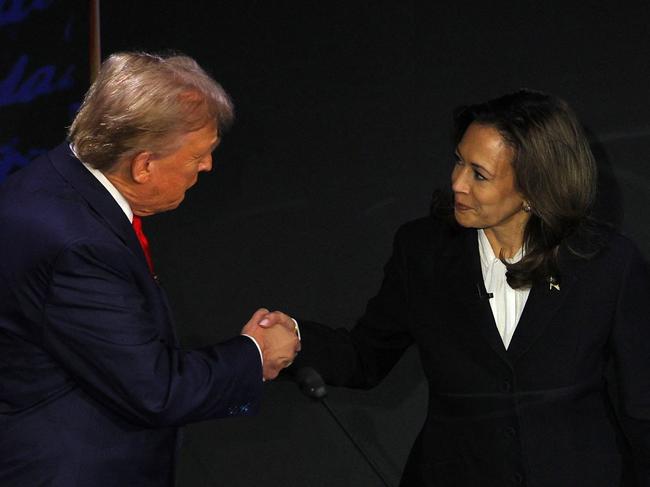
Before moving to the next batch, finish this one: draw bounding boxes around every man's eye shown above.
[474,170,486,181]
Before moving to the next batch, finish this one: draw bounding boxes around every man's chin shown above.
[134,195,186,216]
[164,196,185,211]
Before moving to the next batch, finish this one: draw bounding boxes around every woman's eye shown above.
[453,153,462,165]
[473,170,486,181]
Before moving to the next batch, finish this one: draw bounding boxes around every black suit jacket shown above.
[296,216,650,487]
[0,144,263,486]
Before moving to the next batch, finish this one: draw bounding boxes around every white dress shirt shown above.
[477,229,530,349]
[81,160,134,223]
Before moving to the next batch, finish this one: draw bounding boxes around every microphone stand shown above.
[295,367,392,487]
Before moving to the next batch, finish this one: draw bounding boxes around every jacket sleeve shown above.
[295,224,415,389]
[611,241,650,485]
[42,238,263,428]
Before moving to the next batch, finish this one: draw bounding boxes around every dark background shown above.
[3,1,650,486]
[0,0,87,178]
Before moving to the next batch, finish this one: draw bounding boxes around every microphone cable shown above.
[295,367,392,487]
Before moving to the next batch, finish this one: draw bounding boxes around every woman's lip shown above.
[455,202,472,211]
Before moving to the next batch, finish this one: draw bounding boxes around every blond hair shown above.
[69,51,234,171]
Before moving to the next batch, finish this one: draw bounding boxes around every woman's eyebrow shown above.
[456,147,494,177]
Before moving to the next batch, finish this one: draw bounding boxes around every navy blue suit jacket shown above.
[0,144,263,486]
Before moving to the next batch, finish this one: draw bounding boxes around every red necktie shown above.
[132,215,154,274]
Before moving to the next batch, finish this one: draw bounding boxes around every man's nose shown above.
[199,154,213,172]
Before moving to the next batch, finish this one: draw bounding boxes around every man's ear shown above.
[130,152,153,183]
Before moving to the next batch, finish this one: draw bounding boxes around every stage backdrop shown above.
[8,1,650,486]
[99,3,650,486]
[0,0,87,181]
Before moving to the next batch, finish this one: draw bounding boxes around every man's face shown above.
[134,122,219,215]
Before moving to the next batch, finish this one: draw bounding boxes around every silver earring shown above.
[522,201,532,213]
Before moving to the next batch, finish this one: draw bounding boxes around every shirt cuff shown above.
[291,318,301,341]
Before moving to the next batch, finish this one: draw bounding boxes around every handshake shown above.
[241,308,301,381]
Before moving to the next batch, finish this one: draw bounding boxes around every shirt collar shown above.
[477,228,524,269]
[70,144,134,223]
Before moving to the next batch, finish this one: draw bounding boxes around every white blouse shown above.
[477,229,530,349]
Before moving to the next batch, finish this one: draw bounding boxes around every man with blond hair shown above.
[0,51,299,486]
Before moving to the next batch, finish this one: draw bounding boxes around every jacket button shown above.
[511,472,524,485]
[500,380,512,392]
[504,426,516,439]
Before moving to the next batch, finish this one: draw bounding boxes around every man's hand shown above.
[241,309,301,381]
[258,310,299,336]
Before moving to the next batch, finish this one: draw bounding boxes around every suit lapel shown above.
[506,256,579,363]
[47,143,146,268]
[441,227,511,366]
[48,143,178,346]
[439,223,582,366]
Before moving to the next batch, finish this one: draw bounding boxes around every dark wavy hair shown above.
[451,89,598,289]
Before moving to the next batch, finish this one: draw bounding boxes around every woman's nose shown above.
[451,166,470,194]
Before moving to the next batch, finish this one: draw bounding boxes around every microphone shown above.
[295,366,327,400]
[295,367,391,487]
[476,283,494,300]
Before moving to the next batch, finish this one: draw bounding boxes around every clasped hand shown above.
[241,308,301,380]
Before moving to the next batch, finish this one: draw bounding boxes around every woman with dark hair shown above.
[450,90,599,290]
[288,89,650,486]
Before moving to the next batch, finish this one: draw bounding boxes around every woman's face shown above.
[451,122,530,239]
